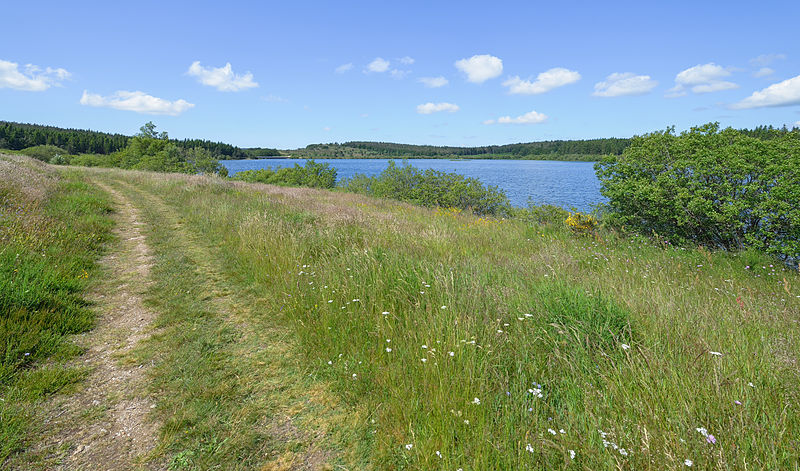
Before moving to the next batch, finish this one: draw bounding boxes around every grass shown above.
[86,169,798,469]
[0,155,113,463]
[3,156,799,469]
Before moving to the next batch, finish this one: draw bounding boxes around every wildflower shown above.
[695,427,708,436]
[327,360,332,365]
[548,428,557,435]
[525,443,534,453]
[352,373,357,379]
[734,400,742,405]
[422,345,428,349]
[706,434,716,444]
[382,311,389,315]
[386,339,391,342]
[559,429,565,434]
[621,343,631,350]
[619,448,628,456]
[448,351,455,357]
[464,419,469,425]
[435,450,442,458]
[441,305,447,309]
[472,397,481,405]
[709,351,722,356]
[421,358,427,363]
[353,298,360,302]
[684,458,693,467]
[405,444,413,450]
[386,348,392,352]
[748,382,755,388]
[569,449,575,460]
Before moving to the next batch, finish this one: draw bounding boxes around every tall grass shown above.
[115,171,799,469]
[0,156,113,462]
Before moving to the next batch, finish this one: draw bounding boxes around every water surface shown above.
[221,158,606,212]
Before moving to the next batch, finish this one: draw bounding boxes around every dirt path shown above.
[29,181,161,470]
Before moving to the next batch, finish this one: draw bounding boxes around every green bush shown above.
[595,123,800,259]
[340,160,510,216]
[232,160,336,188]
[19,145,68,162]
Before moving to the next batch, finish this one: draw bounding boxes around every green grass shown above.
[0,157,113,463]
[91,170,798,470]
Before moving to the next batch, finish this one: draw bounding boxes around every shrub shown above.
[19,145,68,162]
[565,211,598,234]
[340,160,510,216]
[232,160,336,188]
[595,123,800,259]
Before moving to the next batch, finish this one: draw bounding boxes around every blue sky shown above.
[1,0,799,148]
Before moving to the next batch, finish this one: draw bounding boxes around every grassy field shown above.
[0,155,114,462]
[2,156,799,469]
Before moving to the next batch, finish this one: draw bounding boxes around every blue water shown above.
[221,158,606,212]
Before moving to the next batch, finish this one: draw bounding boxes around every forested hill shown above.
[0,121,281,159]
[290,138,632,160]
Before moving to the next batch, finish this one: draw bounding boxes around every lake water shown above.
[221,158,606,212]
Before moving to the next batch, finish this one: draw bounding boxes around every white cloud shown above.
[795,121,800,127]
[418,76,448,88]
[484,110,547,125]
[398,56,415,65]
[667,63,737,96]
[593,72,658,97]
[730,75,800,109]
[416,102,459,114]
[335,63,353,74]
[454,54,503,83]
[390,69,410,79]
[503,68,581,95]
[750,53,786,67]
[80,90,194,116]
[753,67,774,78]
[187,61,257,92]
[366,57,390,73]
[263,94,288,103]
[0,59,70,91]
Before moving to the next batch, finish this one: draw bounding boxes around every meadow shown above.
[1,153,798,469]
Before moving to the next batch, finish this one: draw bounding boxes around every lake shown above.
[220,158,606,212]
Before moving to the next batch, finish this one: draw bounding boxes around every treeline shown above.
[0,121,262,160]
[291,138,631,160]
[242,147,283,158]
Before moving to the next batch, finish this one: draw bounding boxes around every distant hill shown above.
[288,138,632,160]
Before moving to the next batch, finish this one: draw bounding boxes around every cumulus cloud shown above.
[503,68,580,95]
[366,57,390,73]
[753,67,774,78]
[593,72,657,97]
[730,75,800,109]
[335,63,353,74]
[666,63,737,97]
[416,102,459,114]
[80,90,194,116]
[398,56,415,65]
[418,76,448,88]
[750,53,786,67]
[187,61,257,92]
[483,110,547,125]
[0,59,70,91]
[390,69,411,79]
[454,54,503,83]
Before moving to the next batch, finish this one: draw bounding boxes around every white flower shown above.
[525,443,534,453]
[352,373,357,379]
[709,351,722,356]
[386,347,392,352]
[421,358,427,363]
[352,298,360,302]
[405,444,413,450]
[422,345,428,349]
[748,382,755,388]
[441,305,447,309]
[435,450,442,458]
[472,397,481,405]
[548,428,557,435]
[684,459,693,467]
[386,339,391,342]
[448,351,455,357]
[569,449,575,460]
[559,429,566,434]
[464,419,469,425]
[619,448,628,456]
[621,343,631,350]
[696,427,708,437]
[382,311,389,315]
[327,360,332,365]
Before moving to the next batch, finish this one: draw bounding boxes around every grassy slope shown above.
[0,155,113,463]
[86,169,798,469]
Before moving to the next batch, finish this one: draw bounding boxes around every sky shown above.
[1,0,799,149]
